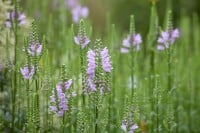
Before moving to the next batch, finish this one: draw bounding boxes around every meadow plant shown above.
[49,79,73,117]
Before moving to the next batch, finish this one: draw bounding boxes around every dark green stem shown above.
[80,48,85,105]
[35,79,40,131]
[62,114,65,133]
[26,80,30,131]
[131,50,135,99]
[12,0,18,131]
[167,48,172,92]
[95,105,98,133]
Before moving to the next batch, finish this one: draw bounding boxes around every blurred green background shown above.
[20,0,200,36]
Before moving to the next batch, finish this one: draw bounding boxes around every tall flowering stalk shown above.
[11,1,19,131]
[86,42,112,94]
[157,10,180,133]
[49,65,76,132]
[22,21,43,131]
[121,97,138,133]
[157,11,179,92]
[120,15,142,98]
[19,21,43,131]
[74,20,90,105]
[49,79,73,116]
[85,39,112,132]
[147,3,159,132]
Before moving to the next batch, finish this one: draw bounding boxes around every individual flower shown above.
[74,35,90,49]
[20,65,35,80]
[71,5,89,23]
[120,33,142,53]
[6,10,26,28]
[27,42,42,56]
[49,79,73,117]
[157,29,180,50]
[100,47,112,72]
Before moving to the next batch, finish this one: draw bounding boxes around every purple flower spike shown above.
[71,6,89,23]
[50,79,75,117]
[28,43,42,56]
[74,36,90,49]
[100,47,112,72]
[87,49,96,78]
[121,33,142,53]
[20,65,35,80]
[157,29,180,50]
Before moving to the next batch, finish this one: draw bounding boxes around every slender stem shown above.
[35,79,40,131]
[167,48,172,92]
[12,0,18,131]
[156,86,159,133]
[26,80,30,131]
[95,105,98,133]
[80,48,85,105]
[62,114,65,133]
[150,50,155,133]
[130,50,135,99]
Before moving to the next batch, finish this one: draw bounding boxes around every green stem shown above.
[35,79,40,131]
[131,50,135,99]
[26,80,30,131]
[167,48,172,92]
[62,114,65,133]
[95,105,98,133]
[12,0,18,131]
[80,48,85,105]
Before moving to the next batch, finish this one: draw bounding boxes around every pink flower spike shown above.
[100,47,112,72]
